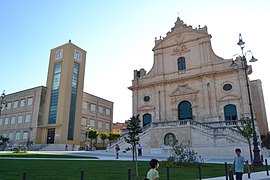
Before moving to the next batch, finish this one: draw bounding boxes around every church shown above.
[124,17,268,156]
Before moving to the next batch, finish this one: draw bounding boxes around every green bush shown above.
[14,147,20,153]
[24,147,28,153]
[166,142,203,167]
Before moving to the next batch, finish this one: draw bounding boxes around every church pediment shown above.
[170,85,198,97]
[153,17,210,51]
[218,95,240,102]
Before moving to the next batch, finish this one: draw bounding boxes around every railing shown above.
[203,120,248,128]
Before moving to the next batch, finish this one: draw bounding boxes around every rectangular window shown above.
[0,118,2,126]
[4,117,9,125]
[15,132,20,140]
[22,132,28,140]
[81,117,87,126]
[98,121,103,129]
[10,116,16,124]
[27,97,33,106]
[105,109,111,116]
[55,49,63,60]
[98,106,103,114]
[25,114,31,123]
[74,50,82,61]
[82,101,88,109]
[8,132,13,140]
[6,102,11,110]
[48,62,62,124]
[20,99,25,107]
[18,115,23,124]
[90,104,96,112]
[13,101,18,109]
[89,119,95,127]
[67,63,79,140]
[105,123,110,130]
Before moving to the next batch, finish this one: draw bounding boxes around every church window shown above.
[223,84,232,91]
[164,133,176,146]
[224,104,238,121]
[143,113,152,127]
[178,101,192,120]
[177,57,186,71]
[143,96,150,102]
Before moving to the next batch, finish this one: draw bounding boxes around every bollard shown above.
[80,170,84,180]
[265,159,269,176]
[225,162,228,180]
[166,166,170,180]
[198,163,202,180]
[128,168,131,180]
[22,171,26,180]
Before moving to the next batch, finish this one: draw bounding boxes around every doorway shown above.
[47,128,55,144]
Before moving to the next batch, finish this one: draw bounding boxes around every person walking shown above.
[65,144,68,151]
[230,148,248,180]
[115,144,120,159]
[138,144,142,156]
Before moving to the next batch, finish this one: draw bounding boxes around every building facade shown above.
[0,41,114,150]
[123,17,268,156]
[81,92,113,147]
[0,86,46,147]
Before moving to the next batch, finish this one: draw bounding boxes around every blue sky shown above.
[1,0,270,123]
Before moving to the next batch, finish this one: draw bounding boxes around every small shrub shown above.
[14,147,20,153]
[166,142,203,167]
[24,147,28,153]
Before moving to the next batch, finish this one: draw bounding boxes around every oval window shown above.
[143,96,150,102]
[223,84,232,91]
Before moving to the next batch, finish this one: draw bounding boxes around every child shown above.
[230,148,247,180]
[146,159,159,180]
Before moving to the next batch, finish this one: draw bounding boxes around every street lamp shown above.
[231,34,262,166]
[0,91,6,118]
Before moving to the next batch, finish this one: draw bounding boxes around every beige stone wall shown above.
[40,42,87,145]
[251,80,268,135]
[81,92,113,146]
[0,86,45,145]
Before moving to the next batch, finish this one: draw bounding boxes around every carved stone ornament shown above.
[170,84,198,97]
[171,44,190,56]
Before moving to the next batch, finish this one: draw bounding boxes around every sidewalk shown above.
[204,171,270,180]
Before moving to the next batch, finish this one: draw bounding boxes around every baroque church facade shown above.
[126,17,268,156]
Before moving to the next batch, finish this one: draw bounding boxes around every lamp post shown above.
[0,91,6,118]
[231,34,262,165]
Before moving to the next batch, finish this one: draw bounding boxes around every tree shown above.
[107,132,120,145]
[99,132,108,148]
[124,115,142,179]
[235,118,255,165]
[87,129,99,150]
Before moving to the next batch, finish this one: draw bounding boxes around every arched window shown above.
[178,101,193,120]
[224,104,238,121]
[177,57,186,71]
[143,113,152,127]
[164,133,176,146]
